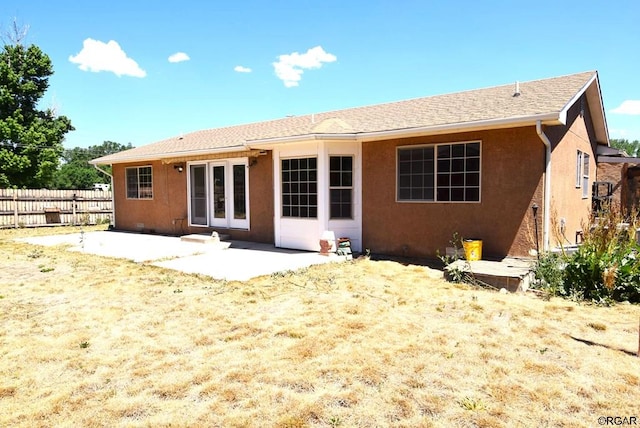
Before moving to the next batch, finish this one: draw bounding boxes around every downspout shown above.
[536,121,551,252]
[93,164,115,228]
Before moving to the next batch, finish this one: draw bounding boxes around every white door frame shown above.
[187,158,249,230]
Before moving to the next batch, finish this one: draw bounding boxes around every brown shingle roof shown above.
[92,71,598,164]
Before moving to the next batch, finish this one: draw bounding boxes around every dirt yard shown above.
[1,226,639,427]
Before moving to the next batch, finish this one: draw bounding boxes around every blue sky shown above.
[3,0,640,150]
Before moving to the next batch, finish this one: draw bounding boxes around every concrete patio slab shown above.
[17,230,345,281]
[18,231,211,263]
[155,241,340,281]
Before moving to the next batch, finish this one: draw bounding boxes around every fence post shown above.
[72,193,77,225]
[13,191,18,228]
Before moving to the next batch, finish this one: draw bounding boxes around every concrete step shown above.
[180,233,231,246]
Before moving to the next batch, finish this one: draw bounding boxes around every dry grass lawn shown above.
[1,226,639,427]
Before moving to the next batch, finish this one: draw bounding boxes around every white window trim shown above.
[576,150,583,188]
[395,140,482,204]
[272,140,363,252]
[576,150,591,198]
[329,155,354,220]
[125,165,153,200]
[188,163,209,226]
[582,152,590,199]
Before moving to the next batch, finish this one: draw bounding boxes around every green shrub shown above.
[564,207,640,303]
[533,206,640,304]
[609,248,640,302]
[532,252,565,296]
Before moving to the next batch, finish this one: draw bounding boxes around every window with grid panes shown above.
[126,166,153,199]
[329,156,353,218]
[397,141,480,202]
[281,157,317,218]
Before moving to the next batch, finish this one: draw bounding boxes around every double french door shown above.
[189,159,249,229]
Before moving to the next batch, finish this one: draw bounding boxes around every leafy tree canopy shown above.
[610,138,640,157]
[0,41,74,187]
[52,141,133,190]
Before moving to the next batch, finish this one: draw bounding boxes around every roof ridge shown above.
[170,71,598,142]
[324,70,598,112]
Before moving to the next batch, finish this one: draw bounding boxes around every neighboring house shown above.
[596,146,640,216]
[91,71,609,259]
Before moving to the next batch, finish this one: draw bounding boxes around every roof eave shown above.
[597,156,640,164]
[558,71,609,145]
[588,73,610,145]
[89,144,249,165]
[356,113,562,142]
[247,113,563,147]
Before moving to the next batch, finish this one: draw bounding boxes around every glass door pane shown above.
[189,165,207,225]
[233,164,246,220]
[213,165,226,219]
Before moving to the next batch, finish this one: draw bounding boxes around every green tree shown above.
[0,39,74,188]
[52,141,133,189]
[610,138,640,157]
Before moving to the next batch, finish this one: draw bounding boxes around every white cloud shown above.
[272,46,337,87]
[234,65,252,73]
[611,100,640,115]
[69,38,146,77]
[608,128,629,138]
[168,52,190,63]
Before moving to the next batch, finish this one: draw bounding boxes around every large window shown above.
[126,166,153,199]
[282,157,317,218]
[329,156,353,218]
[397,141,480,202]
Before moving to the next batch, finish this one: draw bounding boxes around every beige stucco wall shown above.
[112,152,274,243]
[361,127,545,259]
[112,161,187,235]
[545,95,598,247]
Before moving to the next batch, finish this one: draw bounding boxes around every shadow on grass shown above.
[570,335,638,357]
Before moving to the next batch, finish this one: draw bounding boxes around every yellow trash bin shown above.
[463,239,482,261]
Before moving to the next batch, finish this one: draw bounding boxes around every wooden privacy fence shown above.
[0,189,113,228]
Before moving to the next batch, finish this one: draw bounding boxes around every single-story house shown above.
[91,70,609,259]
